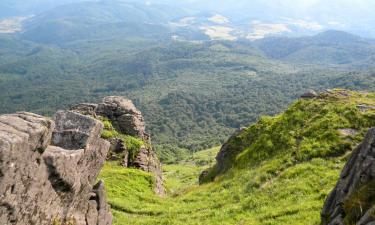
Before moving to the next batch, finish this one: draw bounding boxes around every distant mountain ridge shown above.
[254,30,375,65]
[18,1,189,44]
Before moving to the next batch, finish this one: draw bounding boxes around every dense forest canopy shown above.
[0,1,375,162]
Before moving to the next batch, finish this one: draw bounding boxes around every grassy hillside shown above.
[99,90,375,225]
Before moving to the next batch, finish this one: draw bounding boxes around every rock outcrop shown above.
[321,128,375,225]
[0,111,112,225]
[300,90,318,99]
[131,146,164,196]
[71,96,148,140]
[71,96,164,196]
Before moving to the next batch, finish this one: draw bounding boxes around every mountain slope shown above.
[203,90,375,180]
[1,34,375,162]
[100,89,375,225]
[254,30,375,66]
[0,0,87,18]
[19,1,188,44]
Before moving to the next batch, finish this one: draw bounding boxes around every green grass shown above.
[98,90,375,225]
[163,147,219,195]
[205,89,375,180]
[99,117,146,161]
[100,153,344,225]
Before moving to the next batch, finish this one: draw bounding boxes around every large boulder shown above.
[71,96,149,140]
[300,90,318,99]
[130,146,164,196]
[321,128,375,225]
[71,96,164,196]
[0,111,112,225]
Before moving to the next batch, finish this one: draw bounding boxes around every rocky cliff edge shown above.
[0,111,112,225]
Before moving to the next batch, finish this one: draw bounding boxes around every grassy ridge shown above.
[99,90,375,225]
[99,152,344,225]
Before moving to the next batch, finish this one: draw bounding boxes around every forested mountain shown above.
[0,0,88,18]
[18,1,189,44]
[0,0,375,162]
[254,30,375,66]
[2,1,375,225]
[0,29,375,162]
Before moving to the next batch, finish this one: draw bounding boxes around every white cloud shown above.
[208,14,229,24]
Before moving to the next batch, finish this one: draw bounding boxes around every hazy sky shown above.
[151,0,375,14]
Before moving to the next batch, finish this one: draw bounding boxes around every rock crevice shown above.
[71,96,164,196]
[322,128,375,225]
[0,111,112,225]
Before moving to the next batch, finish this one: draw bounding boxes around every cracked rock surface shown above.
[71,96,165,196]
[0,111,112,225]
[322,128,375,225]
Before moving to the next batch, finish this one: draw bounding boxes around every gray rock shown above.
[72,97,150,141]
[96,96,147,140]
[70,103,98,117]
[130,145,165,196]
[300,90,318,99]
[0,111,112,225]
[72,96,164,196]
[358,104,375,111]
[321,128,375,225]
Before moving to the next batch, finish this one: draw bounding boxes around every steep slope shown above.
[322,128,375,224]
[202,89,375,181]
[99,89,375,225]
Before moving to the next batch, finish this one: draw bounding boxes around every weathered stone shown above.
[107,138,129,166]
[199,169,209,184]
[358,104,375,111]
[71,97,150,141]
[70,103,98,117]
[95,96,148,140]
[130,145,164,195]
[321,128,375,225]
[300,90,318,99]
[72,96,164,196]
[0,111,112,225]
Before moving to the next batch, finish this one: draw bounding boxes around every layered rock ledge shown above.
[71,96,164,196]
[322,128,375,225]
[0,111,112,225]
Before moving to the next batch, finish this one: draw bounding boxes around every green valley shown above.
[1,32,374,163]
[99,89,375,225]
[2,1,375,225]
